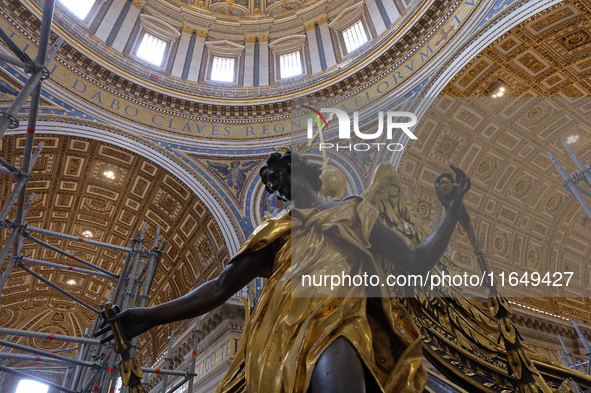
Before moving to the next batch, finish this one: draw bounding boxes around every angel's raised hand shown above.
[435,164,471,212]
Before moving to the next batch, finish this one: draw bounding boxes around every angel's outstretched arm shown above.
[369,165,470,275]
[95,245,274,343]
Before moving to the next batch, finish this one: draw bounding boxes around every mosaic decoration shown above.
[207,160,259,192]
[185,155,264,208]
[0,69,61,110]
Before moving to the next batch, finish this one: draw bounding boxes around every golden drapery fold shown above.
[215,197,427,393]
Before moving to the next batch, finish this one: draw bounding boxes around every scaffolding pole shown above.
[188,318,201,393]
[22,233,119,278]
[25,225,133,253]
[563,142,591,187]
[16,366,68,370]
[0,339,97,368]
[0,339,9,393]
[0,365,77,393]
[161,330,175,393]
[572,321,591,356]
[17,262,101,314]
[69,328,89,391]
[20,257,118,280]
[112,231,138,307]
[13,370,66,376]
[0,4,192,393]
[0,327,100,346]
[558,335,579,370]
[101,232,165,393]
[142,368,194,378]
[0,353,79,366]
[1,202,161,393]
[101,236,138,393]
[165,377,190,393]
[122,224,147,310]
[548,147,591,222]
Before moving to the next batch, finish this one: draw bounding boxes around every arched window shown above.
[342,21,368,53]
[137,33,168,67]
[279,51,303,79]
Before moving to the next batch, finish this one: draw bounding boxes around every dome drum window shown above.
[44,0,427,95]
[57,0,95,19]
[211,57,237,82]
[131,15,181,70]
[342,21,369,53]
[334,18,372,59]
[329,3,372,59]
[204,41,246,85]
[56,0,104,25]
[269,35,308,82]
[279,51,303,79]
[136,33,168,67]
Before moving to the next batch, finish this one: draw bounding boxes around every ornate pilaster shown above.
[195,29,208,38]
[316,15,329,26]
[244,34,269,43]
[240,18,273,86]
[304,21,316,32]
[131,0,147,10]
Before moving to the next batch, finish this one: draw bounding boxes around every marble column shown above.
[378,0,401,27]
[112,1,142,52]
[318,21,336,69]
[258,38,269,86]
[365,0,387,34]
[187,32,206,81]
[243,37,256,87]
[171,30,193,78]
[96,0,128,43]
[253,39,260,87]
[305,22,322,74]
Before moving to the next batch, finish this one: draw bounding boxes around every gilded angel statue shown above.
[96,149,473,393]
[97,150,591,392]
[97,150,591,393]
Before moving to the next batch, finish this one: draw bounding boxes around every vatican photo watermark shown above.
[288,96,591,299]
[300,271,576,292]
[303,106,418,152]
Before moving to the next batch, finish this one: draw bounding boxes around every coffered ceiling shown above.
[0,134,229,363]
[399,1,591,320]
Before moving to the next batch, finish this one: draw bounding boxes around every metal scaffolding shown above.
[0,2,198,392]
[550,144,591,382]
[548,143,591,224]
[557,321,591,376]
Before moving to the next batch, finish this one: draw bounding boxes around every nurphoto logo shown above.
[304,106,418,152]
